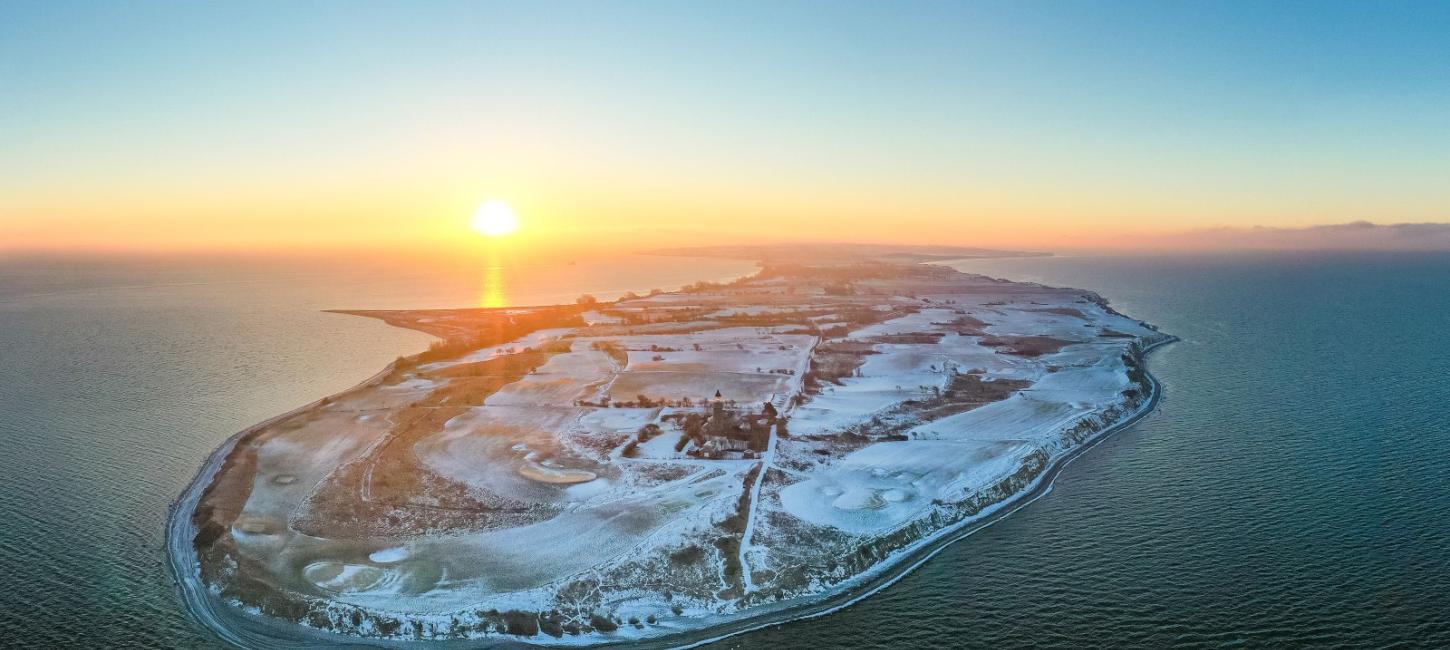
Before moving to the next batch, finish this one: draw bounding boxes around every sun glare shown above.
[471,200,521,237]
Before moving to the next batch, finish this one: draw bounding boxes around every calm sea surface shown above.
[0,252,754,647]
[2,252,1448,647]
[716,252,1450,649]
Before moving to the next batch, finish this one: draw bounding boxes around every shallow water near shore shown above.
[3,251,1449,647]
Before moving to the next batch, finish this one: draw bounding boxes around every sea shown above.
[1,251,1447,648]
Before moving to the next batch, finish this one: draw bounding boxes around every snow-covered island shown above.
[174,255,1173,645]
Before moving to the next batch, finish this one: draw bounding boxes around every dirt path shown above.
[739,333,818,592]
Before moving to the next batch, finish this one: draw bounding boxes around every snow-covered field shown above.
[187,261,1170,644]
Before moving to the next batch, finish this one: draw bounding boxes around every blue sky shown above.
[3,1,1449,250]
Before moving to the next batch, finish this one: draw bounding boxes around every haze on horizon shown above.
[4,1,1450,256]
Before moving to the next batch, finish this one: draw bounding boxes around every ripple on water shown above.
[707,254,1450,648]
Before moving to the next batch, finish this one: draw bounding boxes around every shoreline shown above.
[165,361,412,649]
[166,285,1176,649]
[633,334,1176,650]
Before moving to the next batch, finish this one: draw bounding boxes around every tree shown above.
[576,294,599,305]
[589,613,618,632]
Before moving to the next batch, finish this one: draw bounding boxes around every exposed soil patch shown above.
[865,332,945,345]
[914,373,1032,420]
[714,464,761,591]
[1029,306,1087,319]
[192,443,257,552]
[292,351,561,538]
[418,350,553,381]
[977,335,1076,357]
[293,406,559,538]
[335,306,584,349]
[833,372,1032,441]
[804,341,878,394]
[589,340,629,367]
[937,314,989,336]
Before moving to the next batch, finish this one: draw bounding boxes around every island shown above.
[170,251,1173,646]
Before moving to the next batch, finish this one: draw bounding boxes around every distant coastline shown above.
[642,243,1050,265]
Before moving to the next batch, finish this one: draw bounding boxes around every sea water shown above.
[714,252,1450,648]
[2,251,1448,647]
[0,252,753,647]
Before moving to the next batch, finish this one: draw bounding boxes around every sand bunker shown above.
[303,561,386,593]
[368,547,410,563]
[519,461,597,484]
[881,488,912,502]
[233,518,280,535]
[832,488,887,510]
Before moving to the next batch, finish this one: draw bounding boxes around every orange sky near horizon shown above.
[6,3,1450,257]
[0,199,1259,256]
[4,193,1441,257]
[3,167,1423,256]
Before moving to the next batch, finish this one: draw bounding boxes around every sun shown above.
[471,200,520,237]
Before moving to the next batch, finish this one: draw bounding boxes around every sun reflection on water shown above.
[480,264,508,308]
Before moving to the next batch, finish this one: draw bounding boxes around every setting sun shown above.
[471,200,520,237]
[11,5,1450,648]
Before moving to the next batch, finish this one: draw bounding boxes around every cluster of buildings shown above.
[692,390,780,459]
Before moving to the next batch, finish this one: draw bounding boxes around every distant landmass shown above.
[1153,221,1450,251]
[645,243,1050,264]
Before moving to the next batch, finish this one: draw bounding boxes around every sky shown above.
[4,1,1450,255]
